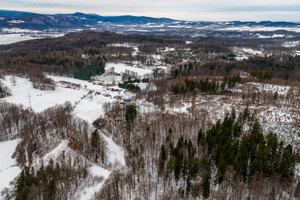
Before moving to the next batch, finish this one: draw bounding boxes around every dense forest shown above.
[96,102,299,200]
[159,108,297,199]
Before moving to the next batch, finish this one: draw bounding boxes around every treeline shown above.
[170,55,300,82]
[158,108,298,199]
[247,56,300,71]
[0,52,107,81]
[237,56,300,81]
[73,62,105,80]
[171,74,241,96]
[250,70,273,82]
[28,70,56,90]
[118,78,148,91]
[170,62,241,80]
[0,31,186,57]
[28,55,71,66]
[191,42,232,54]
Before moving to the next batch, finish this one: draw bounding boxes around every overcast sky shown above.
[1,0,300,21]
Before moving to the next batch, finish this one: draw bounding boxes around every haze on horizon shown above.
[1,0,300,22]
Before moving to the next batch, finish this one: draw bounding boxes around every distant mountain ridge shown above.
[0,10,175,30]
[0,10,299,35]
[0,10,36,17]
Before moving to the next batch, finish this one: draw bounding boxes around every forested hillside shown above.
[0,31,299,200]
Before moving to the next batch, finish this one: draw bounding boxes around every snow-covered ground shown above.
[49,75,134,122]
[245,82,291,96]
[1,28,41,34]
[77,165,111,200]
[106,62,153,77]
[107,43,139,56]
[7,20,25,24]
[233,47,264,60]
[256,34,285,39]
[0,139,21,197]
[0,74,131,199]
[234,47,263,56]
[0,31,65,45]
[218,26,300,33]
[1,75,86,112]
[0,34,40,45]
[282,41,300,48]
[1,75,133,115]
[41,140,70,164]
[101,134,126,167]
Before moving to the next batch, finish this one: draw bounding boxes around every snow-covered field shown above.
[2,75,85,112]
[219,26,300,33]
[282,41,300,48]
[1,75,133,116]
[0,31,65,45]
[0,34,40,45]
[1,28,41,34]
